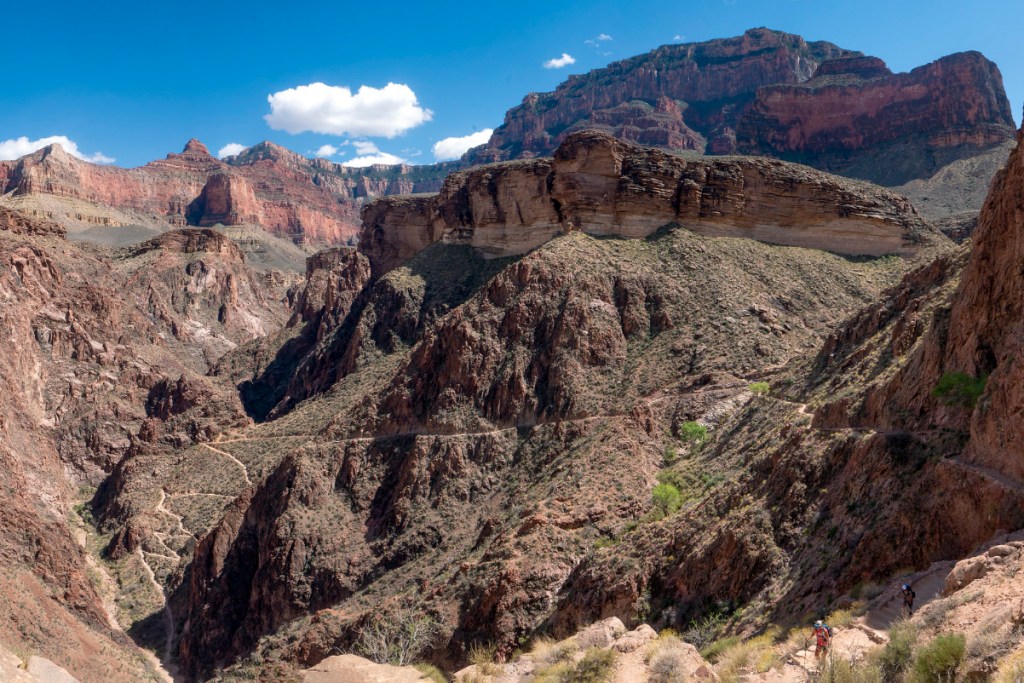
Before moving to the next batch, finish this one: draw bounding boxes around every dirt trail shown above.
[201,442,253,485]
[134,547,182,682]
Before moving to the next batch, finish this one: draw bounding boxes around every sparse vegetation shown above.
[356,611,440,667]
[468,642,500,675]
[819,654,884,683]
[681,609,728,649]
[878,620,918,680]
[647,633,691,683]
[707,630,779,683]
[932,372,987,409]
[414,663,448,682]
[533,647,615,683]
[995,647,1024,683]
[749,381,771,396]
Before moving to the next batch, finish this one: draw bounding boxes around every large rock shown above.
[467,29,1014,185]
[362,130,943,273]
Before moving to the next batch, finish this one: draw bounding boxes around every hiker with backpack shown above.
[901,583,916,615]
[807,620,833,661]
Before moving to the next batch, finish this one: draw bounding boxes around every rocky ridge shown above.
[468,29,1015,187]
[0,140,456,247]
[363,130,942,274]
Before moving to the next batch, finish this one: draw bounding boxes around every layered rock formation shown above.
[468,29,1015,186]
[363,131,941,273]
[0,140,456,247]
[738,50,1017,184]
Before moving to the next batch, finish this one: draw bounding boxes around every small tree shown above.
[356,611,440,666]
[933,372,987,409]
[749,382,771,396]
[680,421,708,446]
[652,483,683,516]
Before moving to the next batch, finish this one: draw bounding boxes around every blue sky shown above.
[2,0,1021,168]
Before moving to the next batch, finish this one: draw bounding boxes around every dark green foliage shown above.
[932,372,987,409]
[680,421,708,445]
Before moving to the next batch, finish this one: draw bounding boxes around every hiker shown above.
[901,583,916,615]
[808,620,832,660]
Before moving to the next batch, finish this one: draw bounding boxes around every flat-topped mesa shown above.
[360,130,942,274]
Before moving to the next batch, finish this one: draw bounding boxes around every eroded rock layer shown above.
[363,131,942,273]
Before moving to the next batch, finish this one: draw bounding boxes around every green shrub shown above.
[648,635,690,683]
[663,444,679,465]
[933,372,987,409]
[680,421,708,445]
[879,620,917,680]
[593,537,617,550]
[681,609,727,649]
[652,483,683,516]
[910,633,965,682]
[821,656,883,683]
[701,635,741,663]
[413,663,448,683]
[749,382,771,396]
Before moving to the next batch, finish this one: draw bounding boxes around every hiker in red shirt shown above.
[809,620,832,660]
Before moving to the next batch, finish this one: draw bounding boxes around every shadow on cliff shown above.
[237,243,517,422]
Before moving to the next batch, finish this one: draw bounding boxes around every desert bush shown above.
[680,421,708,446]
[701,635,740,663]
[908,633,965,682]
[749,382,771,396]
[708,632,779,683]
[933,372,987,409]
[534,647,615,683]
[652,483,683,516]
[663,444,679,465]
[413,662,448,682]
[468,643,500,675]
[356,611,440,667]
[681,609,727,649]
[995,647,1024,683]
[826,608,854,628]
[820,655,883,683]
[878,620,917,680]
[648,635,689,683]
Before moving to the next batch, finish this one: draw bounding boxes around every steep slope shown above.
[552,123,1024,645]
[467,29,1015,187]
[72,155,939,676]
[0,207,299,681]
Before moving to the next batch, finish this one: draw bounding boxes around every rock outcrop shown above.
[363,131,942,273]
[738,51,1017,184]
[0,140,457,247]
[467,29,1015,185]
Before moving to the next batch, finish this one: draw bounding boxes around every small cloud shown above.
[584,33,613,46]
[0,135,115,163]
[543,53,576,69]
[352,140,381,155]
[673,34,686,41]
[217,142,247,159]
[265,82,433,138]
[342,150,406,167]
[314,144,339,158]
[432,129,493,161]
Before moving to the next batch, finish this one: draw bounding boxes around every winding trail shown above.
[135,547,181,681]
[201,442,253,486]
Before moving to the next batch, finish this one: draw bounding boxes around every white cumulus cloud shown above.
[432,129,493,161]
[314,144,339,158]
[584,33,613,46]
[217,142,247,159]
[265,82,433,138]
[342,151,406,168]
[543,53,576,69]
[0,135,115,163]
[353,140,381,155]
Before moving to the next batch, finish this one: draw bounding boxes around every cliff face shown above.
[0,140,457,247]
[362,131,943,274]
[467,29,1015,186]
[738,51,1017,184]
[471,28,852,163]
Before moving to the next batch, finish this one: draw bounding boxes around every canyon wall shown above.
[362,130,943,274]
